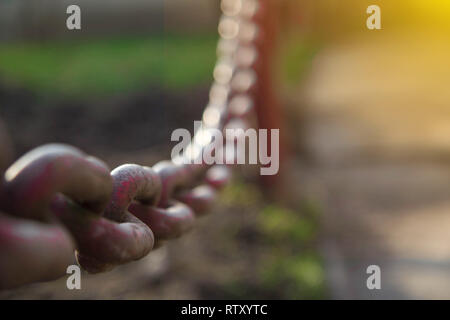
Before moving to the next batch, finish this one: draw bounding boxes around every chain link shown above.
[0,0,266,289]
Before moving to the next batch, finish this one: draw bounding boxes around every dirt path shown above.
[293,30,450,299]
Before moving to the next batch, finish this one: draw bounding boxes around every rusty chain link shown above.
[0,0,268,289]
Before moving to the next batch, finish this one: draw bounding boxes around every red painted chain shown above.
[0,0,267,289]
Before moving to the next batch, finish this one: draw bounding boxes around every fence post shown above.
[253,0,287,188]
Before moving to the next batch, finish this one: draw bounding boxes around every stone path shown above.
[292,30,450,299]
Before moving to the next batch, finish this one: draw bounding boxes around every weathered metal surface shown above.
[1,144,112,221]
[0,212,75,289]
[0,0,279,289]
[55,164,160,273]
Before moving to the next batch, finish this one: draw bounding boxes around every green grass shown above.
[163,34,217,89]
[0,34,217,98]
[278,35,320,87]
[260,204,317,243]
[258,201,326,299]
[0,33,318,98]
[219,180,327,299]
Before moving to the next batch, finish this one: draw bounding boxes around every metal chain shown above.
[0,0,266,289]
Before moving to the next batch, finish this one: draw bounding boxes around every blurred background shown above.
[1,0,450,299]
